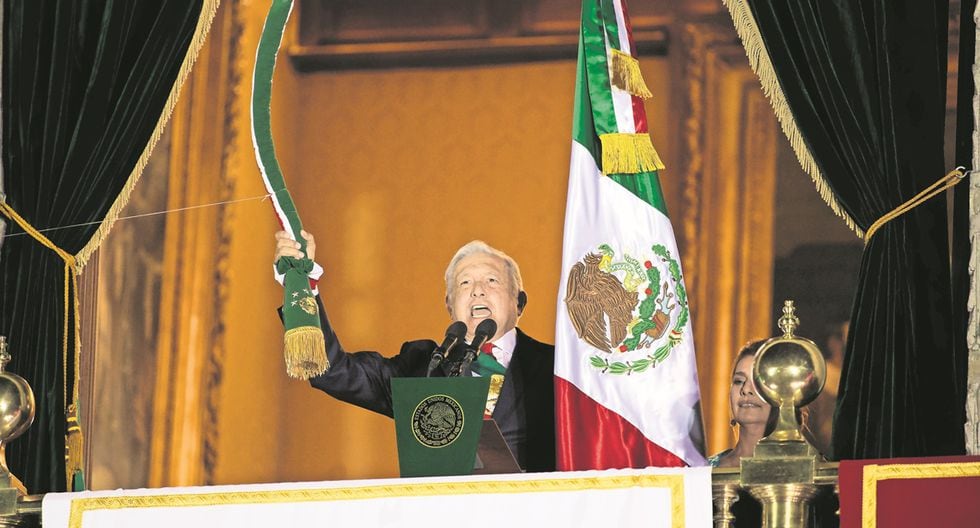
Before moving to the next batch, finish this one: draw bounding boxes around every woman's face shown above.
[730,354,772,427]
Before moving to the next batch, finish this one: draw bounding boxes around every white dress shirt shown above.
[481,327,516,370]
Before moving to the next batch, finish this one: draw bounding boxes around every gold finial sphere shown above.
[752,301,826,442]
[0,338,35,445]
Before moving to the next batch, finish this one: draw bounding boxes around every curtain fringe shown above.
[721,0,863,238]
[74,0,222,271]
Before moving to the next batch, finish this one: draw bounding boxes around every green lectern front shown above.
[391,376,491,478]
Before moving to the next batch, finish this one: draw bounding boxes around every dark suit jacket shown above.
[308,304,556,472]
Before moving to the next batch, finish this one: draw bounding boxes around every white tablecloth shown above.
[42,466,711,528]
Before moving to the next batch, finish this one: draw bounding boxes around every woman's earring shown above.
[730,418,737,427]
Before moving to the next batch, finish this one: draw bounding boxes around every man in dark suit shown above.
[274,231,555,472]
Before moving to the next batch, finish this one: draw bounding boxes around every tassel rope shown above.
[864,168,968,243]
[0,200,82,489]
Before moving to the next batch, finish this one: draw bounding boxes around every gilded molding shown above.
[203,0,245,486]
[862,462,980,527]
[145,0,244,488]
[677,19,778,457]
[680,23,706,301]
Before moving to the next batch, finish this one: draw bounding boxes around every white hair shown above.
[444,240,523,299]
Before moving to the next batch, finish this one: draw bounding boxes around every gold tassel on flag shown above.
[599,132,666,175]
[610,49,653,99]
[284,326,329,379]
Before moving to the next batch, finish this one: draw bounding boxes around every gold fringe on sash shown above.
[610,49,653,99]
[284,326,329,379]
[721,0,862,237]
[599,132,666,175]
[75,0,222,271]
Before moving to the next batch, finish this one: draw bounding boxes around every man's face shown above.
[448,253,520,342]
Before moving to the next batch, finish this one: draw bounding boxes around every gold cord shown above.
[0,200,82,487]
[864,168,968,243]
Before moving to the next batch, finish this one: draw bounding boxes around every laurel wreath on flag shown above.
[589,245,689,375]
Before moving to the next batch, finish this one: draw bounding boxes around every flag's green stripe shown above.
[253,0,306,252]
[600,0,621,52]
[609,172,669,217]
[572,26,601,165]
[572,0,669,216]
[255,0,323,345]
[581,0,618,137]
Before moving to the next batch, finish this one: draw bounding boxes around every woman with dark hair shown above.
[708,340,775,467]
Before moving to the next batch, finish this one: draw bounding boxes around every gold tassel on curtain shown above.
[0,200,83,489]
[1,0,221,491]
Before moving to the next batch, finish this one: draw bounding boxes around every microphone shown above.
[426,321,468,377]
[451,319,497,377]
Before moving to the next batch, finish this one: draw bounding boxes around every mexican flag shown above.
[555,0,706,470]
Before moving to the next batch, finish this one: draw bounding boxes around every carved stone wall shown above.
[967,0,980,456]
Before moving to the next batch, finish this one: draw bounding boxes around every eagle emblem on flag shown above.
[565,244,689,375]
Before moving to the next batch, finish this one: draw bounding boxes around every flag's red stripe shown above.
[618,0,648,133]
[555,376,687,470]
[268,201,286,230]
[631,93,647,133]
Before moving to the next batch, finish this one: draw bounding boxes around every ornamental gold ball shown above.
[752,301,827,409]
[0,337,34,444]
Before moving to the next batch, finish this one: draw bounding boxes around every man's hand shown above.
[274,230,316,262]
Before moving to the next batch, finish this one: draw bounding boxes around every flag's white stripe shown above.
[611,0,632,55]
[603,32,636,134]
[556,141,705,466]
[249,0,299,242]
[250,136,296,241]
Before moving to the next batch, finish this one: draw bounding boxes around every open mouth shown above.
[470,305,491,318]
[738,402,762,408]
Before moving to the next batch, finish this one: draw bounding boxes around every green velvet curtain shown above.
[0,0,204,493]
[742,0,965,459]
